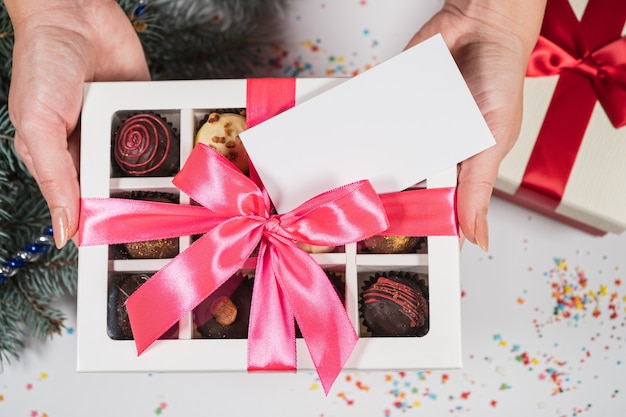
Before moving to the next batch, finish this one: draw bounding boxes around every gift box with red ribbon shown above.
[76,35,494,394]
[495,0,626,235]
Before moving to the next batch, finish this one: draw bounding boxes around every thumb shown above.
[455,146,502,252]
[13,122,80,249]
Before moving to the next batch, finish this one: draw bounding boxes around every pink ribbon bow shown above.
[80,143,390,394]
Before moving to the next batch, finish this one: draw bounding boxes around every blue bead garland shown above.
[0,226,54,284]
[132,0,148,18]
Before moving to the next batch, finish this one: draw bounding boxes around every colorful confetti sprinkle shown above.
[539,258,625,330]
[155,402,167,415]
[337,391,355,406]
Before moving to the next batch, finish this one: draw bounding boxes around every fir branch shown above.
[0,241,77,368]
[0,104,28,191]
[133,0,288,80]
[0,3,13,102]
[17,244,79,298]
[13,281,65,339]
[0,298,24,367]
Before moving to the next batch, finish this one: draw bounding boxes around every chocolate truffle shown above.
[195,273,253,339]
[112,113,180,177]
[124,238,179,260]
[327,270,346,303]
[361,235,424,254]
[107,273,178,340]
[108,191,179,259]
[194,112,249,174]
[360,271,429,337]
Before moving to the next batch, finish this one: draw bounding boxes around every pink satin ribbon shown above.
[81,144,389,393]
[518,0,626,207]
[78,78,458,394]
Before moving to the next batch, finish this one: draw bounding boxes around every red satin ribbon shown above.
[518,0,626,207]
[78,78,458,394]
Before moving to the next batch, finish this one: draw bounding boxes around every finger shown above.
[455,146,503,252]
[15,114,80,249]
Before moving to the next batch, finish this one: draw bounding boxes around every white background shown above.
[2,1,625,416]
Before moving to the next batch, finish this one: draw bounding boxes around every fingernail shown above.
[474,212,489,252]
[51,208,69,249]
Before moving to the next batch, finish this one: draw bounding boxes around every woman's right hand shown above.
[406,0,547,251]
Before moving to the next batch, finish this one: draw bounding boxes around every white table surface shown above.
[2,1,625,416]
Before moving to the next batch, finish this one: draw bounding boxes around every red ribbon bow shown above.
[526,0,626,128]
[518,0,626,207]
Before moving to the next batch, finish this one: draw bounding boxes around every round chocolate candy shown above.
[113,113,179,177]
[195,275,253,339]
[110,191,180,259]
[107,273,150,340]
[362,235,423,254]
[360,271,429,337]
[107,273,178,340]
[194,112,249,174]
[124,239,179,259]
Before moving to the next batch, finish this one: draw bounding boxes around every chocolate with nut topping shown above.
[194,111,249,174]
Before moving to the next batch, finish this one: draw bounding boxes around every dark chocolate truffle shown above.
[107,273,178,340]
[113,113,179,176]
[360,271,429,337]
[109,191,179,260]
[195,273,253,339]
[108,273,149,340]
[361,235,425,254]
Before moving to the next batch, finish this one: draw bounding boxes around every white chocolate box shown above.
[76,36,494,374]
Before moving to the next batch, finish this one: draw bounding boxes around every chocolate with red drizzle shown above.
[360,271,429,337]
[112,113,179,176]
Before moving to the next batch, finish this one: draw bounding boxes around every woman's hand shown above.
[6,0,150,248]
[407,0,546,251]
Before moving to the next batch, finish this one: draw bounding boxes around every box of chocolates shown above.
[76,35,494,391]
